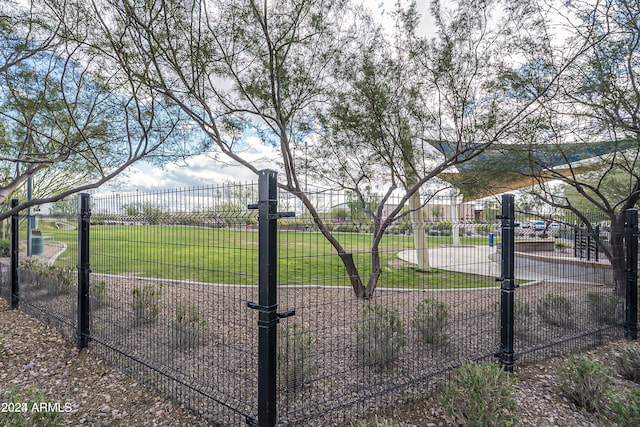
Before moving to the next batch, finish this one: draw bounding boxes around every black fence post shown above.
[246,170,295,427]
[248,170,280,427]
[10,199,19,309]
[77,193,91,350]
[497,194,516,372]
[625,208,638,341]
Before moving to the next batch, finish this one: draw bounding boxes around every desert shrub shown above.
[334,224,358,233]
[607,386,640,427]
[132,284,162,325]
[436,221,452,232]
[441,362,517,427]
[170,302,207,348]
[91,280,107,309]
[586,291,623,325]
[537,294,574,327]
[386,226,401,235]
[19,259,74,295]
[0,239,9,257]
[412,298,450,345]
[47,265,74,295]
[555,241,569,249]
[615,342,640,382]
[355,304,405,368]
[19,258,41,272]
[278,323,316,390]
[557,354,613,412]
[514,300,533,340]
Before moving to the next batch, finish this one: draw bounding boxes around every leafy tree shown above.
[65,0,577,297]
[503,0,640,295]
[0,1,195,221]
[75,0,382,296]
[0,1,59,73]
[307,0,560,295]
[431,205,444,222]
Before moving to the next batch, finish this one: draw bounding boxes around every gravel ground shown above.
[368,345,623,427]
[1,294,635,426]
[0,300,205,426]
[0,242,634,426]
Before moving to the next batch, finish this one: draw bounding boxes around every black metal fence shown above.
[0,170,637,426]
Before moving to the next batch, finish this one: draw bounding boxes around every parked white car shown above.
[532,221,545,231]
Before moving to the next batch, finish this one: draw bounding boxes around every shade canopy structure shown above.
[434,139,638,201]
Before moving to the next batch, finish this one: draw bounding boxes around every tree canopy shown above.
[0,1,197,221]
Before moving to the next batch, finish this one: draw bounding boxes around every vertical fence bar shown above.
[10,199,19,309]
[77,193,91,350]
[497,194,516,371]
[625,208,638,340]
[593,225,600,262]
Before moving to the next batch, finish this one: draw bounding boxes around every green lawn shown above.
[40,221,498,289]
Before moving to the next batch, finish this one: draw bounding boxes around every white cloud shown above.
[108,137,280,193]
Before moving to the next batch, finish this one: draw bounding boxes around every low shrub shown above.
[555,241,569,249]
[334,224,358,233]
[436,221,452,231]
[614,342,640,382]
[607,386,640,427]
[537,294,574,328]
[586,291,623,325]
[0,239,9,257]
[355,303,405,368]
[132,284,162,325]
[170,302,207,348]
[91,280,107,309]
[514,300,533,340]
[412,298,450,346]
[441,362,517,426]
[557,354,613,412]
[19,259,74,295]
[278,323,316,390]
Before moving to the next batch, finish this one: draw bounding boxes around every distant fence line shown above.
[0,171,638,426]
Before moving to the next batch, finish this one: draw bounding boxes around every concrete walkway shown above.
[398,246,609,284]
[399,246,500,277]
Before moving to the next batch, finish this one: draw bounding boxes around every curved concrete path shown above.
[399,246,609,284]
[399,246,500,278]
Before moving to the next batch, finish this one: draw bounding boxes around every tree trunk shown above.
[364,248,382,298]
[285,187,368,298]
[409,192,430,271]
[339,252,368,298]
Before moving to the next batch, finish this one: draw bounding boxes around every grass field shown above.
[31,221,499,289]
